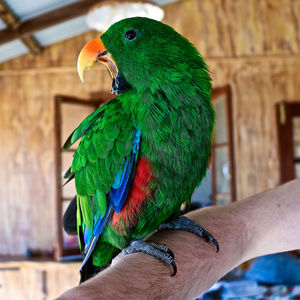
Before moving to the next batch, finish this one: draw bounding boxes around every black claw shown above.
[171,261,177,276]
[159,216,220,253]
[212,238,219,253]
[166,248,175,259]
[206,233,219,252]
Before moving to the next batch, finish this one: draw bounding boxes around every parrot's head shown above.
[78,17,210,94]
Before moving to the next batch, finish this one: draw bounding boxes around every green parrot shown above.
[63,17,218,282]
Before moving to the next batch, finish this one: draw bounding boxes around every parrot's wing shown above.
[63,98,119,151]
[64,98,140,268]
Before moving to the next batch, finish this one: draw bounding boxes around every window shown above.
[54,94,111,259]
[211,86,236,205]
[276,102,300,183]
[191,85,236,207]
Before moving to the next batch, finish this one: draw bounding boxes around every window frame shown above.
[276,101,300,183]
[211,86,236,205]
[54,94,110,259]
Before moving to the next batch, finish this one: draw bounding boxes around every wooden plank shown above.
[20,36,43,55]
[0,1,17,25]
[0,261,80,300]
[163,0,300,58]
[63,149,76,154]
[1,54,300,76]
[56,94,107,106]
[54,97,63,260]
[216,193,230,200]
[276,103,295,183]
[0,268,44,300]
[0,260,80,270]
[0,0,100,45]
[62,197,75,202]
[46,263,79,299]
[0,0,42,55]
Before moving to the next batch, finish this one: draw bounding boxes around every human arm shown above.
[57,178,300,300]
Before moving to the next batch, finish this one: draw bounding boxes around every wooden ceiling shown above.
[0,0,100,55]
[0,0,178,59]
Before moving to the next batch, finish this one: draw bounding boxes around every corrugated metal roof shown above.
[0,0,179,63]
[34,16,90,47]
[0,39,28,63]
[3,0,81,21]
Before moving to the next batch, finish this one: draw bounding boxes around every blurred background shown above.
[0,0,300,299]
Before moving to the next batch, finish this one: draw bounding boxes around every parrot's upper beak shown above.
[77,38,118,83]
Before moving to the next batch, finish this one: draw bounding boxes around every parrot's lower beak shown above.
[77,38,118,83]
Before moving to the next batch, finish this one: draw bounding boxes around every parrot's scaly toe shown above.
[117,239,177,276]
[159,216,219,253]
[148,242,175,259]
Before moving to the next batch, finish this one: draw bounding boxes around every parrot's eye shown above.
[124,29,137,41]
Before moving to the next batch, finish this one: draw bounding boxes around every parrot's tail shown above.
[79,257,109,283]
[79,243,120,283]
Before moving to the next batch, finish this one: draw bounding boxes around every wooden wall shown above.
[0,261,80,299]
[163,0,300,198]
[0,0,300,254]
[0,43,112,255]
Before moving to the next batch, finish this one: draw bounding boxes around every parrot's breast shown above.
[128,88,215,236]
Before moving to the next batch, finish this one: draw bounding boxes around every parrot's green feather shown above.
[79,195,92,229]
[69,97,136,255]
[63,98,118,150]
[92,242,116,266]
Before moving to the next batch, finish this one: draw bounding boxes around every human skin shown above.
[56,178,300,300]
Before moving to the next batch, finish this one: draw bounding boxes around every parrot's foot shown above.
[159,216,219,253]
[117,239,177,276]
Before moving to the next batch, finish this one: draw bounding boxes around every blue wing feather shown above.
[80,128,141,269]
[111,154,134,212]
[111,129,140,213]
[112,159,129,189]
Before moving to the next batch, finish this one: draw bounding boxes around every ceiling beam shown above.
[0,0,100,46]
[0,0,42,54]
[21,36,43,54]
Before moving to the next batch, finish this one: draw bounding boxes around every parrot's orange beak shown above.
[77,38,118,83]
